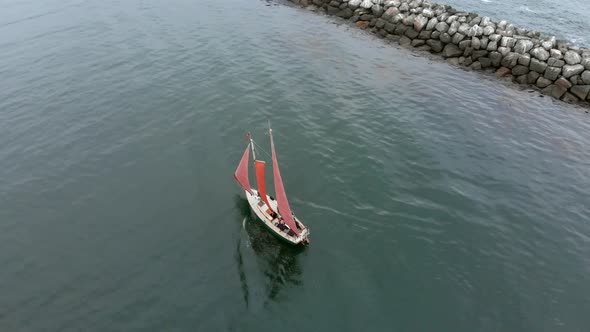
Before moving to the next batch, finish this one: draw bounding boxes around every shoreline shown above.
[288,0,590,108]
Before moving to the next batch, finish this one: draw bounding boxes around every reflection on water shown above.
[234,196,304,305]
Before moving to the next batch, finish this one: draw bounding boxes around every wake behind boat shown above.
[234,126,310,246]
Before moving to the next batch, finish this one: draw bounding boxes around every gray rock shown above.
[463,47,474,57]
[562,92,579,103]
[360,14,374,21]
[497,20,507,29]
[360,0,374,9]
[582,58,590,70]
[483,26,495,36]
[536,77,552,88]
[555,77,572,89]
[569,75,580,86]
[498,47,511,56]
[412,39,426,47]
[336,8,354,18]
[418,30,432,40]
[458,23,470,35]
[427,39,443,52]
[489,34,502,42]
[500,36,516,48]
[518,54,531,66]
[394,23,408,35]
[384,22,395,33]
[470,61,482,70]
[440,33,452,43]
[562,64,585,78]
[541,37,555,50]
[470,16,482,26]
[442,43,463,58]
[479,57,491,68]
[489,51,502,67]
[570,85,590,100]
[481,16,491,26]
[349,0,362,9]
[471,37,481,50]
[382,7,399,19]
[414,15,429,32]
[468,25,483,37]
[376,18,387,28]
[435,22,449,32]
[501,52,519,68]
[400,36,412,46]
[448,21,460,36]
[564,50,582,65]
[447,57,460,66]
[372,5,384,17]
[527,71,540,84]
[426,17,438,31]
[542,85,567,99]
[459,40,471,50]
[402,15,416,26]
[392,13,405,23]
[530,47,549,61]
[515,74,528,84]
[399,2,409,11]
[486,40,498,52]
[480,37,489,49]
[463,57,473,67]
[472,50,488,60]
[530,58,548,74]
[547,58,565,67]
[583,71,590,84]
[544,66,561,80]
[422,8,434,18]
[452,33,466,44]
[514,40,534,54]
[550,49,563,59]
[446,15,458,24]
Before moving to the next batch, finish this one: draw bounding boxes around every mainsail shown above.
[255,160,273,212]
[270,131,300,236]
[234,143,252,194]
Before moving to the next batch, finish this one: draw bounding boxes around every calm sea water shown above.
[1,0,590,331]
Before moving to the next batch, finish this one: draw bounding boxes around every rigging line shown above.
[251,139,273,160]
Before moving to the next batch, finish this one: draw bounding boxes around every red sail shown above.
[234,143,252,194]
[270,133,300,236]
[255,160,273,212]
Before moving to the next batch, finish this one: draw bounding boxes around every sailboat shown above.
[234,126,310,246]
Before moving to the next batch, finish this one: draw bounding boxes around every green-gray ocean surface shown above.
[1,0,589,331]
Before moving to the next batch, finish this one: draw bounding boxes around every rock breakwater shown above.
[289,0,590,107]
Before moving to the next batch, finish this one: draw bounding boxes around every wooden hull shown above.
[245,189,310,246]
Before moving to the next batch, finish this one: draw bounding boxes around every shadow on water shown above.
[234,195,305,306]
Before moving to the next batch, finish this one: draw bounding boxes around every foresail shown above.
[270,133,300,236]
[234,143,252,194]
[255,161,273,212]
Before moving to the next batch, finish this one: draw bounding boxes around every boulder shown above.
[501,52,519,68]
[514,40,534,54]
[435,22,449,32]
[382,7,400,19]
[527,71,540,84]
[480,37,489,50]
[470,61,482,70]
[544,66,561,81]
[512,65,529,76]
[442,43,463,58]
[500,36,516,48]
[468,25,483,37]
[483,26,495,36]
[414,15,429,32]
[530,58,548,74]
[530,47,550,61]
[570,85,590,100]
[427,39,444,52]
[360,0,373,9]
[336,8,354,18]
[498,47,511,56]
[487,40,498,51]
[440,33,452,43]
[400,36,412,46]
[448,21,460,35]
[555,77,572,89]
[515,75,528,84]
[489,34,502,42]
[411,39,426,47]
[542,85,567,99]
[356,21,370,28]
[327,6,341,15]
[564,50,582,65]
[463,57,473,67]
[496,67,512,77]
[452,33,466,44]
[422,8,434,18]
[518,54,531,66]
[472,37,481,50]
[547,58,565,67]
[384,22,396,33]
[536,77,552,88]
[562,92,579,103]
[472,50,488,60]
[582,71,590,84]
[550,49,563,59]
[459,40,471,50]
[489,51,502,67]
[426,17,438,31]
[399,2,409,11]
[562,64,585,78]
[372,5,384,17]
[418,30,432,39]
[582,58,590,70]
[349,0,363,9]
[479,57,491,68]
[395,23,408,35]
[458,23,470,35]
